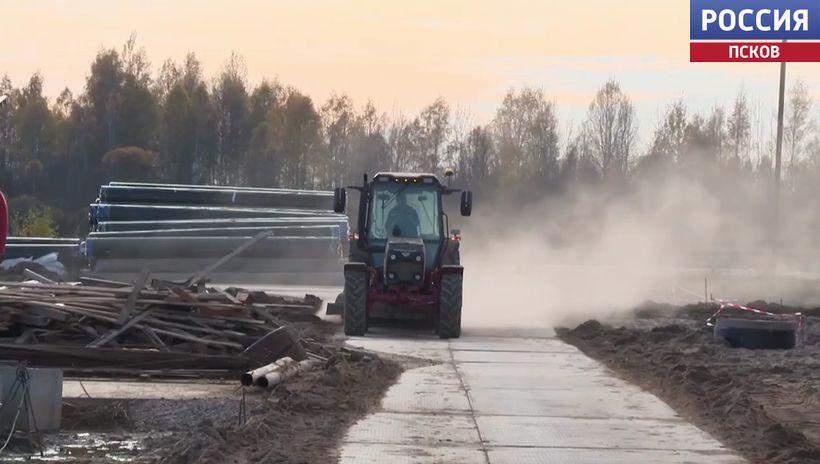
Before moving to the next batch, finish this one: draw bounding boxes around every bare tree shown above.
[727,89,751,167]
[785,79,812,174]
[648,100,687,162]
[458,125,494,185]
[320,94,358,188]
[584,80,636,179]
[492,88,560,189]
[418,98,450,172]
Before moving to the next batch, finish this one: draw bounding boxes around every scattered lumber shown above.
[0,277,324,378]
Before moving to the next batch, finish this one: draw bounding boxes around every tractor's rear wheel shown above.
[438,273,462,339]
[343,270,368,336]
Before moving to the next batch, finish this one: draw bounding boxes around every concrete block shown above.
[714,317,801,349]
[0,364,62,432]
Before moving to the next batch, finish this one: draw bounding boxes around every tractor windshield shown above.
[367,183,441,242]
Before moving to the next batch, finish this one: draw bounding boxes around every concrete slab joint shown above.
[339,334,747,464]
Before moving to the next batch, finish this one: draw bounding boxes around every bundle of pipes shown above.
[85,182,348,280]
[86,236,342,260]
[6,237,82,244]
[94,217,347,233]
[2,243,81,259]
[89,203,343,225]
[1,237,85,272]
[99,184,333,210]
[89,225,341,238]
[90,257,344,274]
[109,181,324,194]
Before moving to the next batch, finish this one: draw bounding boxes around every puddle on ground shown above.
[2,432,166,463]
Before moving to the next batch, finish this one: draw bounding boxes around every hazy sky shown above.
[3,0,820,143]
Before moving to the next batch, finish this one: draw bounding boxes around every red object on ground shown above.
[0,191,6,255]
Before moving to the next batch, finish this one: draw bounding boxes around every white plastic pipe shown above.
[240,357,295,386]
[257,359,312,389]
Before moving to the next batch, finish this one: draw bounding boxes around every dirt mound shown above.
[147,353,401,464]
[560,303,820,464]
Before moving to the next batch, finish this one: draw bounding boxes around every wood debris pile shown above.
[0,274,325,378]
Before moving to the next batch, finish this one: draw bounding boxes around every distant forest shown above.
[0,37,818,237]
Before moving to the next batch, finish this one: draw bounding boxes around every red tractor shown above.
[329,171,472,338]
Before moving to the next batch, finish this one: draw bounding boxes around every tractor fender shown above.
[441,239,460,265]
[439,265,463,275]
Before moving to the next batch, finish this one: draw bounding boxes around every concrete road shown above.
[339,327,747,464]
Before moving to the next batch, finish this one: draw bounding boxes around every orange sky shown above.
[2,0,819,132]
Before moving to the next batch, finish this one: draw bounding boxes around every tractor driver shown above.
[386,190,420,237]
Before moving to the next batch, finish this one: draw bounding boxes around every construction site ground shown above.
[2,283,400,464]
[559,302,820,464]
[12,281,817,464]
[341,325,746,464]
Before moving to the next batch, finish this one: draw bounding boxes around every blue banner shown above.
[691,0,820,40]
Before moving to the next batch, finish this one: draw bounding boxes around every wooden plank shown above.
[143,316,247,338]
[0,343,251,370]
[118,269,151,325]
[214,288,242,305]
[187,230,274,285]
[147,326,245,350]
[243,326,307,365]
[79,276,130,288]
[14,329,36,344]
[17,303,70,322]
[170,287,199,303]
[142,326,169,352]
[23,269,57,284]
[0,281,167,298]
[88,308,155,348]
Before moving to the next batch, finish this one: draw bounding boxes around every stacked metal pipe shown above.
[86,182,349,277]
[0,237,85,278]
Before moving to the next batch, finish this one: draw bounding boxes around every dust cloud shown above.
[459,174,815,330]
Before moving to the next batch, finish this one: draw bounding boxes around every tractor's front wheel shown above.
[438,273,462,339]
[343,270,368,336]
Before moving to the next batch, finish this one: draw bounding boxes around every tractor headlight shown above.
[390,254,396,261]
[415,255,422,262]
[414,274,422,281]
[388,272,395,280]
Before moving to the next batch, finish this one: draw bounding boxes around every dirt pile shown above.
[559,303,820,464]
[143,353,400,464]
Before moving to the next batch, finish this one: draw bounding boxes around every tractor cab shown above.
[331,171,472,338]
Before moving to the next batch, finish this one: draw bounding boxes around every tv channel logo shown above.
[690,0,820,62]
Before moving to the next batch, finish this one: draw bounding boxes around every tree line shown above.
[0,37,818,237]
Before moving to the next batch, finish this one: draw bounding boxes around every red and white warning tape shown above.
[706,299,806,328]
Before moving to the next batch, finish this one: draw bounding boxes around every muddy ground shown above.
[6,317,403,464]
[559,302,820,464]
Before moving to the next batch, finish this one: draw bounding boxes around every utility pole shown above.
[772,43,787,271]
[769,40,786,291]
